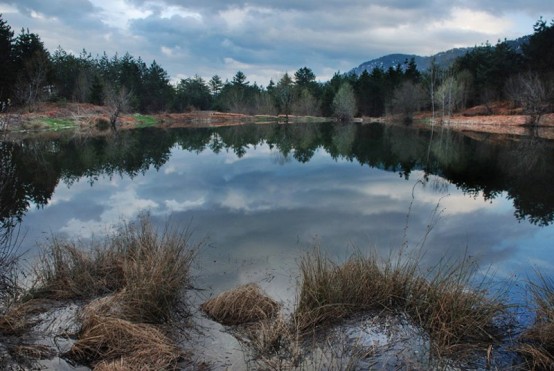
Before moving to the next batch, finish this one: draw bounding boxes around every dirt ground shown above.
[2,101,554,140]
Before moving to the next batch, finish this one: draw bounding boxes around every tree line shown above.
[0,14,553,122]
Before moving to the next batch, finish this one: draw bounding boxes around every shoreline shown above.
[2,102,554,141]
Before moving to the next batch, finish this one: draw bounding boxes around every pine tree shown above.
[0,14,15,101]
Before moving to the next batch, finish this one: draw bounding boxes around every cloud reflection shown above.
[18,141,554,304]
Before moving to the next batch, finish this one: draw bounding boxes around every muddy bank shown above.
[0,102,327,141]
[2,102,554,141]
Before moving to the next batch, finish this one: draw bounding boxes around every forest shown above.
[0,14,553,123]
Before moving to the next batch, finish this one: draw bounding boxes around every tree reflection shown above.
[0,141,24,302]
[2,123,554,226]
[503,134,554,226]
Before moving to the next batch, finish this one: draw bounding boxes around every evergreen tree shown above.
[523,18,554,74]
[50,47,95,102]
[275,73,294,120]
[88,74,104,105]
[232,71,248,87]
[143,60,173,112]
[404,57,421,83]
[12,28,50,108]
[209,75,223,96]
[0,14,14,102]
[173,75,212,111]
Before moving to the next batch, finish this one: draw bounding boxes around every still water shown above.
[3,122,554,305]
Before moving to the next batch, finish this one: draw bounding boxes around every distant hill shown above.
[348,36,530,75]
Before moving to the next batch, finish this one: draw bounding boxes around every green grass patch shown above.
[133,114,157,128]
[41,118,75,130]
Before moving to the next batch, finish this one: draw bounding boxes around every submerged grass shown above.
[294,248,508,358]
[519,272,554,369]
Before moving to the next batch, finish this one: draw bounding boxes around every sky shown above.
[1,0,553,85]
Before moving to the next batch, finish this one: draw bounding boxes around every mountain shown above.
[348,35,530,75]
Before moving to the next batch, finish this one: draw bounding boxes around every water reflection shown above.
[3,123,554,227]
[1,123,553,303]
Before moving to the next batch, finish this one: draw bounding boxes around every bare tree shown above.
[435,75,466,122]
[392,81,425,124]
[104,85,132,131]
[0,99,11,134]
[15,52,49,111]
[292,88,320,116]
[254,91,277,115]
[333,82,357,122]
[505,72,552,126]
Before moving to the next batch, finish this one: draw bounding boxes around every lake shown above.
[3,121,554,309]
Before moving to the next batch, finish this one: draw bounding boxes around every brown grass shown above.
[29,215,196,324]
[294,248,507,358]
[28,240,126,300]
[20,215,198,369]
[243,316,295,357]
[201,283,279,325]
[65,314,184,370]
[518,273,554,369]
[0,299,54,336]
[12,344,55,360]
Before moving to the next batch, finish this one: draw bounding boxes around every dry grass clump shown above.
[518,273,554,369]
[295,251,384,330]
[295,248,507,357]
[245,316,295,357]
[29,240,126,300]
[113,218,195,324]
[405,264,506,356]
[65,314,184,370]
[22,215,198,369]
[202,284,301,368]
[201,283,279,325]
[30,215,196,324]
[236,315,302,365]
[0,299,54,336]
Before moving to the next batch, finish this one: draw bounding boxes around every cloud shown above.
[2,0,552,84]
[59,186,159,238]
[164,197,205,212]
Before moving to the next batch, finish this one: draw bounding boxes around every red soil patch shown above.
[3,102,554,140]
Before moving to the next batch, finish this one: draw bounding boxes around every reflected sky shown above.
[20,141,554,305]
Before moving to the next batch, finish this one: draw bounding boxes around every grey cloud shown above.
[5,0,100,28]
[2,0,553,85]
